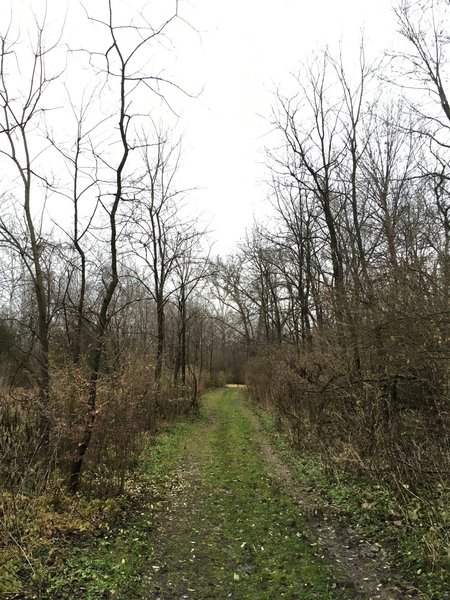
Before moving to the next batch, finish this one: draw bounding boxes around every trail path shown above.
[139,388,405,600]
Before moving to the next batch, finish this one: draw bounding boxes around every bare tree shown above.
[274,55,345,303]
[395,0,450,295]
[127,129,191,383]
[45,91,102,367]
[211,254,257,354]
[395,0,450,138]
[172,229,209,389]
[0,19,61,442]
[69,0,181,492]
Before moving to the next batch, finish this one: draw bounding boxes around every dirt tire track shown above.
[249,408,425,600]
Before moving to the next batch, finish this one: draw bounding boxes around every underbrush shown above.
[0,358,200,597]
[255,403,450,600]
[0,486,128,596]
[0,415,196,599]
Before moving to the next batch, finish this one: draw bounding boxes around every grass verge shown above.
[254,404,450,600]
[0,418,194,599]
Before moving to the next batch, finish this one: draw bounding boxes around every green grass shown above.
[41,420,195,600]
[141,388,352,599]
[255,405,450,600]
[4,389,354,599]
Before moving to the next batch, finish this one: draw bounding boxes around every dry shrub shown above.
[247,333,450,577]
[0,387,57,493]
[203,369,227,389]
[1,351,199,498]
[247,343,349,451]
[50,354,197,495]
[246,331,450,490]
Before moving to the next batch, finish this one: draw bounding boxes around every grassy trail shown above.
[43,388,355,599]
[138,388,351,599]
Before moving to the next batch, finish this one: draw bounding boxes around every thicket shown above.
[214,0,450,581]
[0,2,240,593]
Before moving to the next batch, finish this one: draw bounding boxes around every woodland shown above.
[0,0,449,597]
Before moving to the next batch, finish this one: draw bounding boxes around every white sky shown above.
[1,0,397,254]
[171,0,397,253]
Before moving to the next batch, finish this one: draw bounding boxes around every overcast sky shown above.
[174,0,397,252]
[2,0,397,254]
